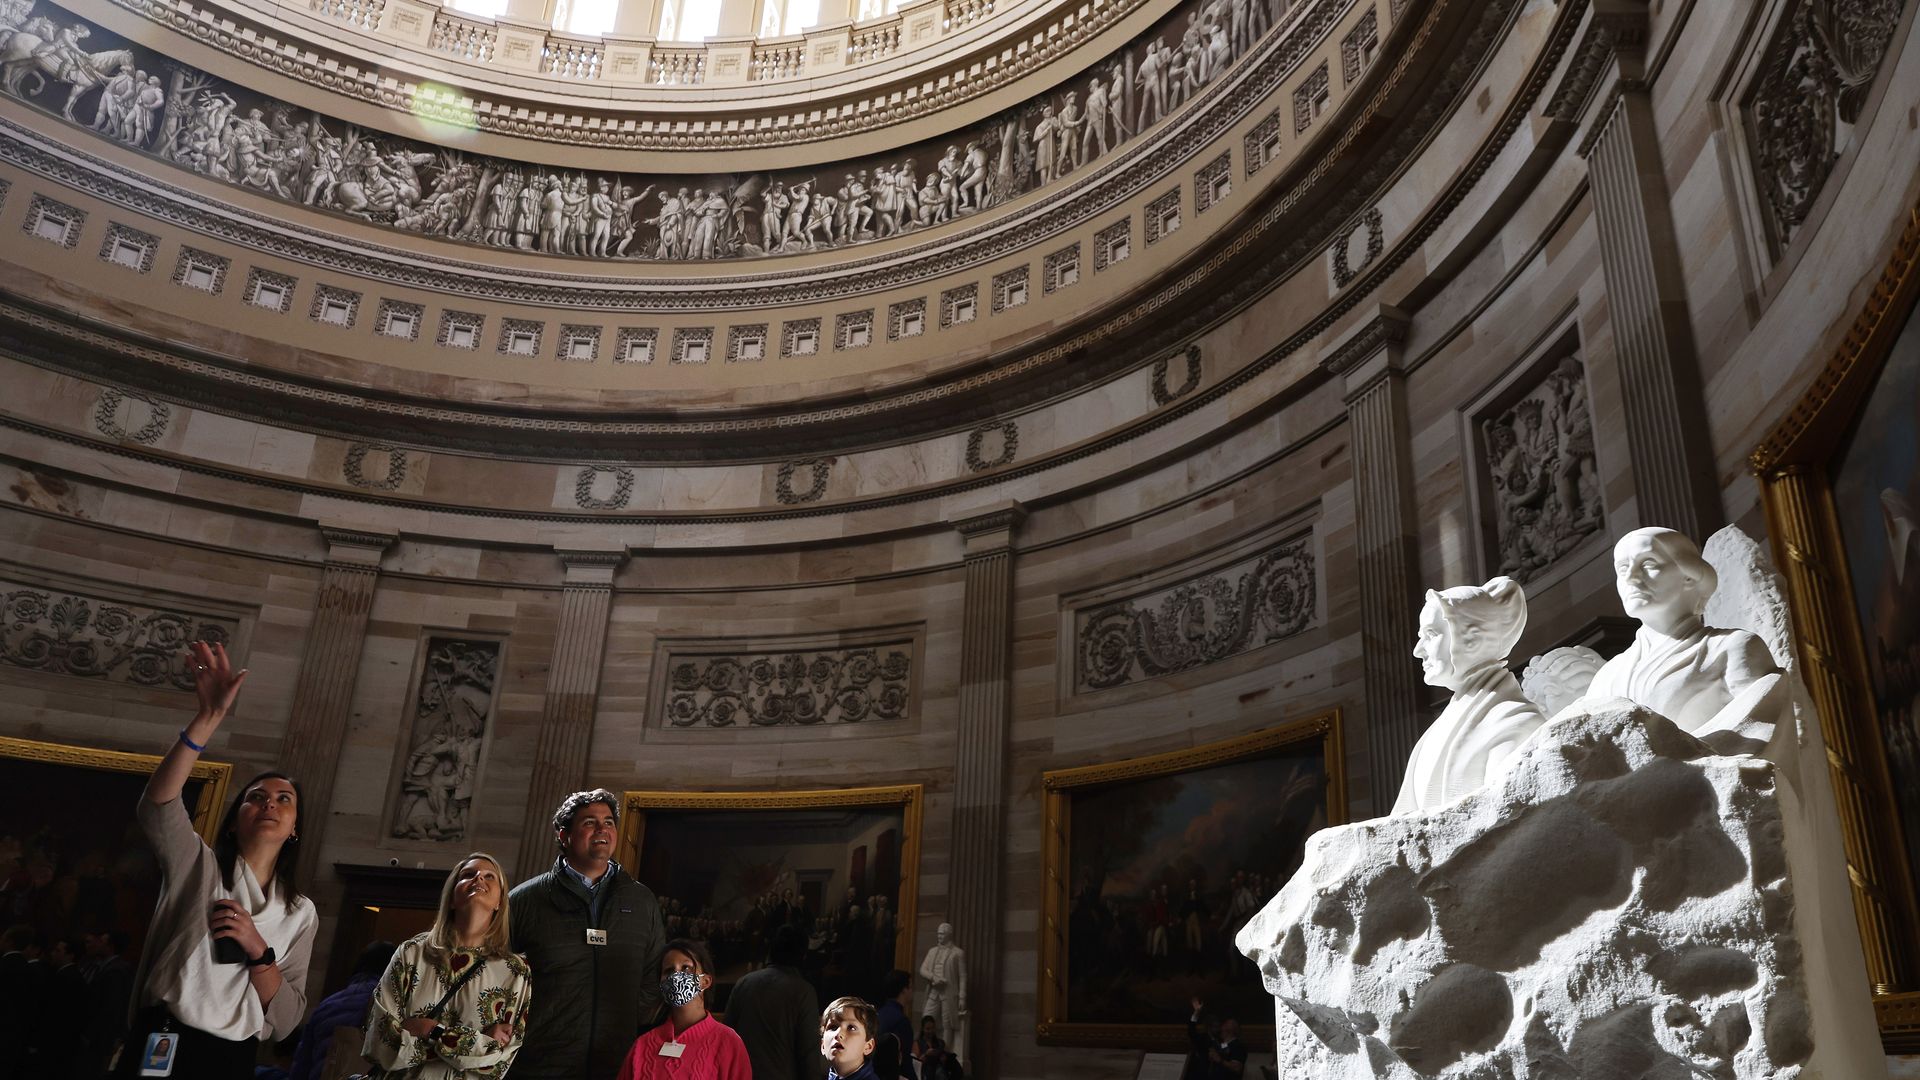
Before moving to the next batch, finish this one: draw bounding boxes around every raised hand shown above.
[187,640,248,721]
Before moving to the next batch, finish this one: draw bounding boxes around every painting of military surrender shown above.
[1064,737,1330,1027]
[1832,301,1920,907]
[0,0,1304,261]
[632,803,911,1008]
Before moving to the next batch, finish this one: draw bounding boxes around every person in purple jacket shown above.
[287,940,396,1080]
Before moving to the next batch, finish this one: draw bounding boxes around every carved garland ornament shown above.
[666,647,911,727]
[343,443,407,489]
[965,420,1019,471]
[93,388,171,444]
[574,465,635,510]
[776,458,834,504]
[1077,530,1316,691]
[1330,206,1384,287]
[1151,345,1204,405]
[0,580,234,690]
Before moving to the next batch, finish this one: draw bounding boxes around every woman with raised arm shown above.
[364,852,532,1079]
[120,639,317,1078]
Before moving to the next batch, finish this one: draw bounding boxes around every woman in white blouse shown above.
[122,639,317,1078]
[365,852,533,1079]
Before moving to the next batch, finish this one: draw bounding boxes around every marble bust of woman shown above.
[1393,577,1547,814]
[1582,527,1784,756]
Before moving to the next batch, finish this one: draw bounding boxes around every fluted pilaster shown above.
[516,548,625,882]
[1578,8,1721,537]
[1324,308,1423,816]
[280,526,392,884]
[948,503,1023,1078]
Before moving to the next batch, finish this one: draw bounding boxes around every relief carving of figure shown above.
[1394,577,1547,814]
[392,641,497,842]
[1483,358,1604,581]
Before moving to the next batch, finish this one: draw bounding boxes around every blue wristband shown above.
[178,729,206,752]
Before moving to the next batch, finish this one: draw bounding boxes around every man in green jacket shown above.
[509,788,667,1079]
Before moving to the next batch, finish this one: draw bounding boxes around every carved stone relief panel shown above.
[390,637,501,843]
[1471,344,1605,584]
[0,569,241,691]
[653,628,918,729]
[1744,0,1908,257]
[1073,527,1317,692]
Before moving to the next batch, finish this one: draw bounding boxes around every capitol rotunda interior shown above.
[0,0,1918,1073]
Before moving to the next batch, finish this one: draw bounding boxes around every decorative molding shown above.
[775,457,834,503]
[374,299,423,340]
[1146,188,1182,244]
[965,420,1018,472]
[835,310,875,350]
[92,387,171,444]
[780,318,821,357]
[1074,528,1317,692]
[0,576,237,690]
[1341,4,1379,84]
[1043,243,1081,293]
[97,222,159,273]
[390,637,500,842]
[1150,344,1203,405]
[1245,108,1283,175]
[659,635,915,728]
[887,299,927,340]
[435,309,484,349]
[671,326,714,364]
[1093,217,1132,272]
[940,283,979,327]
[991,266,1030,312]
[1195,151,1232,212]
[559,323,601,362]
[1294,60,1330,133]
[497,317,544,356]
[308,283,362,327]
[343,442,407,489]
[171,246,229,293]
[1320,306,1409,378]
[574,465,634,510]
[242,267,297,313]
[726,323,770,362]
[615,326,658,363]
[954,501,1027,540]
[1330,205,1384,287]
[23,193,84,248]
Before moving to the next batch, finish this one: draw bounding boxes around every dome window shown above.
[378,301,424,341]
[100,224,157,273]
[500,320,545,356]
[617,328,658,363]
[244,269,296,314]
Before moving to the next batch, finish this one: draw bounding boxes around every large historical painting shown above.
[1832,303,1920,896]
[618,786,922,1010]
[1039,715,1344,1047]
[0,738,228,960]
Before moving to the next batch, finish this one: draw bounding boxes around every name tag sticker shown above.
[138,1032,178,1077]
[586,928,608,946]
[659,1042,686,1058]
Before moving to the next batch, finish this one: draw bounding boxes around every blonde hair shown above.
[428,852,514,959]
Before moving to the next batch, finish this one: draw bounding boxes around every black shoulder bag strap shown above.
[424,954,489,1021]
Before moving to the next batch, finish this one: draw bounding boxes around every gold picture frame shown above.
[617,784,925,973]
[0,735,232,842]
[1751,202,1920,1050]
[1037,712,1347,1049]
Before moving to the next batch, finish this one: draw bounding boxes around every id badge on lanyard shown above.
[587,927,608,946]
[138,1030,178,1077]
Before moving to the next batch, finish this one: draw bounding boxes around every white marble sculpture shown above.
[1393,577,1547,814]
[1236,525,1884,1079]
[1518,645,1604,718]
[919,922,968,1063]
[1577,527,1791,758]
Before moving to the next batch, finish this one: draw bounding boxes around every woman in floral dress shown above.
[364,853,532,1079]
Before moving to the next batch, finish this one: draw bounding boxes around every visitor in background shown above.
[874,970,918,1080]
[364,854,531,1078]
[121,640,315,1080]
[287,939,396,1080]
[79,928,134,1077]
[726,924,822,1080]
[27,936,89,1078]
[615,938,751,1080]
[911,1015,944,1072]
[819,997,881,1080]
[1206,1016,1247,1080]
[509,788,668,1080]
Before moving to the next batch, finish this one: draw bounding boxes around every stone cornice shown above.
[1319,305,1410,379]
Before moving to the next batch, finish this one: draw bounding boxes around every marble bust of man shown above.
[1393,577,1548,814]
[1583,527,1784,755]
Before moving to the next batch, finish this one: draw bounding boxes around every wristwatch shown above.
[246,946,277,968]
